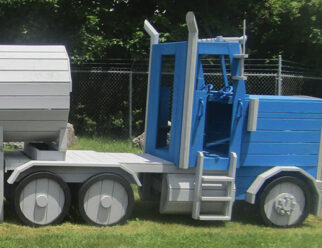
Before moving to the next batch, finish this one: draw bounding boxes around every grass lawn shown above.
[70,136,142,153]
[0,136,321,248]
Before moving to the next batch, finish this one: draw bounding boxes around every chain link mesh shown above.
[246,74,278,95]
[70,59,322,138]
[281,75,305,95]
[132,72,148,136]
[70,70,130,137]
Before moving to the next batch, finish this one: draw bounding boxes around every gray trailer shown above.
[0,12,321,227]
[0,44,193,226]
[0,44,181,226]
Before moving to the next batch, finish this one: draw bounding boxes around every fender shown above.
[7,160,142,186]
[246,166,322,216]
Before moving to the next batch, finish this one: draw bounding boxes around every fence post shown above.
[129,71,133,138]
[277,55,283,95]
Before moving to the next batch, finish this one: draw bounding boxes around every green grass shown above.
[1,202,322,248]
[70,136,142,153]
[0,136,321,248]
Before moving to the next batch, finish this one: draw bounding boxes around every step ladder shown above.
[192,152,237,221]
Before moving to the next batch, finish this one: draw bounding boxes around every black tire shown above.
[14,172,71,227]
[259,176,311,227]
[78,173,134,226]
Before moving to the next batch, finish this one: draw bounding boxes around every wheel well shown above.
[86,171,137,186]
[138,173,162,201]
[255,171,316,213]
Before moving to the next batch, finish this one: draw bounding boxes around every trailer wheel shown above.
[259,176,310,227]
[78,173,134,226]
[14,172,71,226]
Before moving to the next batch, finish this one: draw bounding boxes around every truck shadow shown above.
[3,201,21,225]
[129,200,263,227]
[3,199,263,227]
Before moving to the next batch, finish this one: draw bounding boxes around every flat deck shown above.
[5,150,183,174]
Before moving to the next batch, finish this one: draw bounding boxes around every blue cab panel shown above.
[145,42,187,165]
[241,95,322,171]
[235,95,322,199]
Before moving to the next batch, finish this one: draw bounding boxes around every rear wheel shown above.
[14,172,71,226]
[78,173,134,226]
[259,176,310,227]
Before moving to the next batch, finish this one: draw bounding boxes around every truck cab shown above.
[143,12,322,227]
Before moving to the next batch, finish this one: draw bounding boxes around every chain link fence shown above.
[70,57,322,138]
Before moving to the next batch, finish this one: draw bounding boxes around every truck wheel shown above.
[259,176,310,227]
[78,173,134,226]
[14,172,71,226]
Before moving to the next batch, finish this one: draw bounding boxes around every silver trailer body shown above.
[0,45,71,142]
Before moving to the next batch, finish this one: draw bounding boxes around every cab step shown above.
[200,196,233,202]
[199,215,231,221]
[192,152,237,221]
[202,175,234,182]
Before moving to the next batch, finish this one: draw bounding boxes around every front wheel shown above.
[259,176,311,227]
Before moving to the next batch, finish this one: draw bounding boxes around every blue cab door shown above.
[145,42,188,166]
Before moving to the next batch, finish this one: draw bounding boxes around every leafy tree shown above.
[247,0,322,68]
[0,0,320,69]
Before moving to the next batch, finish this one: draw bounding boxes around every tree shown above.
[0,0,320,69]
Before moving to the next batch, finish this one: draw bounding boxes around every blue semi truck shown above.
[0,12,321,227]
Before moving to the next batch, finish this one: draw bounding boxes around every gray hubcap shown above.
[274,193,297,216]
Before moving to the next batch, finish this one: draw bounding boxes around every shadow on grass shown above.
[4,198,263,228]
[231,201,263,226]
[3,200,86,226]
[129,199,263,227]
[3,201,21,225]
